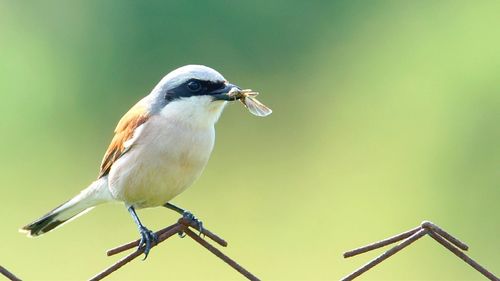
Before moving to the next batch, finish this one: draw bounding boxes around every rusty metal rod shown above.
[0,266,21,281]
[183,227,260,281]
[93,216,257,281]
[107,223,179,256]
[421,221,468,251]
[341,228,428,281]
[89,224,182,281]
[106,218,227,257]
[178,217,228,247]
[90,248,144,281]
[343,226,422,258]
[427,230,499,281]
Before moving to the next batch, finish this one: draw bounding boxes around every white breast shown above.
[107,96,227,208]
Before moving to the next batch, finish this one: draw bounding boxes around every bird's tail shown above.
[20,178,112,237]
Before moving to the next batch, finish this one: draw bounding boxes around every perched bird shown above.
[21,65,242,257]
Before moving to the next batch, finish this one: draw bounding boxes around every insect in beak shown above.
[227,88,272,117]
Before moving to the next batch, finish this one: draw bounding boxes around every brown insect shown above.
[228,88,272,117]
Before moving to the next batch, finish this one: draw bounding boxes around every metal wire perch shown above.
[89,217,260,281]
[0,265,21,281]
[342,220,499,281]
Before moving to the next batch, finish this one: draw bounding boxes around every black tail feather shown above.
[20,200,72,237]
[21,212,67,237]
[20,179,109,237]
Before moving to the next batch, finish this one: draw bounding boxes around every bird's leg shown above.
[127,206,158,259]
[163,202,185,215]
[163,202,204,236]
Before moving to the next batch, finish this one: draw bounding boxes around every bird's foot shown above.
[138,226,158,260]
[178,211,204,237]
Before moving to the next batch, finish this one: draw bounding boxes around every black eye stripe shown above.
[204,80,225,91]
[164,79,226,101]
[187,79,225,91]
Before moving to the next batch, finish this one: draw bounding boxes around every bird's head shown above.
[147,65,240,126]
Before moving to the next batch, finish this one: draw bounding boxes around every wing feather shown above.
[98,102,149,178]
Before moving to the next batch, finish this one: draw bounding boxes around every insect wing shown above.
[244,96,272,117]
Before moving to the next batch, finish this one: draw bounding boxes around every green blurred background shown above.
[1,1,499,280]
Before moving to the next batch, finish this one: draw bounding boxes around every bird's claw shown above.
[138,226,158,260]
[178,211,204,237]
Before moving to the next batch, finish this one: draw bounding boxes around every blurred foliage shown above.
[1,0,499,280]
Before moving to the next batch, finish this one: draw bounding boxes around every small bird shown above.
[21,65,243,257]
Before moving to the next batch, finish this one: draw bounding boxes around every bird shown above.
[20,65,242,257]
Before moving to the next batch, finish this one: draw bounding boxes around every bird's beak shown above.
[210,83,240,101]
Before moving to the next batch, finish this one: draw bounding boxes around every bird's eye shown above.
[187,80,202,92]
